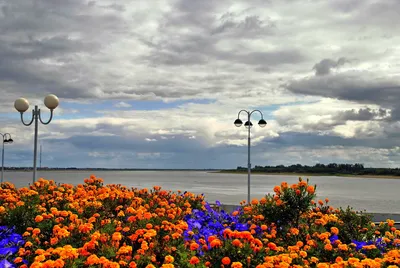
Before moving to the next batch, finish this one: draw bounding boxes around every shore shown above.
[215,171,400,179]
[214,204,400,227]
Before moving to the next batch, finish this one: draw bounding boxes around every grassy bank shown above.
[216,170,400,179]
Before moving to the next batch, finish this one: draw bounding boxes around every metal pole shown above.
[247,112,251,204]
[33,105,39,184]
[40,144,42,169]
[1,139,4,183]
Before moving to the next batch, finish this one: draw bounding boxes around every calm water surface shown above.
[3,171,400,214]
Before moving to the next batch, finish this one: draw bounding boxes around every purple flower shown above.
[0,259,14,268]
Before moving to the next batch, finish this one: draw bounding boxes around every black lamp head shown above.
[6,138,13,144]
[244,121,253,128]
[234,118,243,127]
[258,119,267,128]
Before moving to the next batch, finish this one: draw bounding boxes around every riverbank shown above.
[213,204,400,227]
[215,170,400,179]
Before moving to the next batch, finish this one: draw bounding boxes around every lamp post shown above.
[1,133,13,183]
[234,110,267,204]
[14,94,59,184]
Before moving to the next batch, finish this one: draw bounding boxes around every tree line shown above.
[235,163,400,176]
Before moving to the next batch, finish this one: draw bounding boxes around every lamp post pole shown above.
[234,110,267,204]
[14,95,59,184]
[40,144,42,169]
[0,133,13,183]
[247,112,251,204]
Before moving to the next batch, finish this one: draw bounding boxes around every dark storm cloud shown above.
[284,108,389,133]
[144,0,306,70]
[313,58,348,76]
[334,108,388,122]
[46,134,207,154]
[211,14,276,37]
[0,0,125,102]
[286,73,400,108]
[263,132,400,150]
[35,133,246,169]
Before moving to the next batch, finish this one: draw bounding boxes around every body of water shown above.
[2,170,400,214]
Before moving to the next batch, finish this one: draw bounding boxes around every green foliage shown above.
[234,162,400,177]
[0,193,41,234]
[335,206,373,244]
[251,178,316,236]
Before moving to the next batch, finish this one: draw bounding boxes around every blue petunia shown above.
[0,259,14,268]
[0,246,19,257]
[351,240,367,251]
[329,234,339,244]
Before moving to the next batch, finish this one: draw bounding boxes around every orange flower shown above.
[231,262,243,268]
[222,257,231,265]
[306,185,315,194]
[331,227,339,235]
[35,215,44,223]
[112,232,122,241]
[86,254,100,265]
[32,228,41,236]
[189,256,200,264]
[14,257,23,264]
[232,239,242,247]
[78,223,93,234]
[267,242,277,250]
[273,186,281,193]
[210,238,222,248]
[190,242,199,251]
[164,255,174,263]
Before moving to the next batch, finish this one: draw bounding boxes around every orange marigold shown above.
[35,215,43,223]
[189,256,200,265]
[222,257,231,265]
[231,262,243,268]
[164,255,174,263]
[306,185,315,194]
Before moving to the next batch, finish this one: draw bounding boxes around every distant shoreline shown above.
[216,170,400,179]
[5,169,400,179]
[4,169,221,172]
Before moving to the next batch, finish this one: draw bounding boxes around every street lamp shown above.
[234,109,267,204]
[0,133,13,183]
[14,94,59,184]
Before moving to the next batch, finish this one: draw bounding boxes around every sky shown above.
[1,0,400,169]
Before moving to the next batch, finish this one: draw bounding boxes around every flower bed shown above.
[0,176,399,267]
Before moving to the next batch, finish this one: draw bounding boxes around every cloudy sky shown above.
[1,0,400,169]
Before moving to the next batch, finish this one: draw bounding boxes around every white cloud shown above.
[114,101,132,108]
[1,0,400,168]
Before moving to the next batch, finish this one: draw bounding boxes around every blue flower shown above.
[183,201,256,252]
[351,237,388,253]
[0,259,14,268]
[352,240,367,251]
[0,226,25,268]
[0,246,19,257]
[329,234,339,244]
